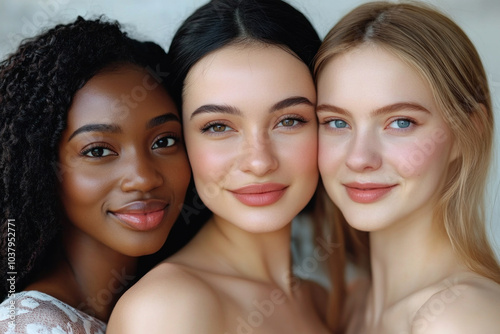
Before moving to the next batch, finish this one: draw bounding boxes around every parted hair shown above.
[314,1,500,331]
[169,0,321,99]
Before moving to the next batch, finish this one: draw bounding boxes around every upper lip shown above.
[343,182,396,190]
[230,183,288,194]
[110,199,168,214]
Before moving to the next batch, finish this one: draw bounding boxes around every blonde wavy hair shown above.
[314,1,500,331]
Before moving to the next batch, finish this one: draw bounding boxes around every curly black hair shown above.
[0,16,196,300]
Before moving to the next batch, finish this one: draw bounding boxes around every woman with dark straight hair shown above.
[108,0,333,333]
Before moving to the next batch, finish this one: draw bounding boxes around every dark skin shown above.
[25,65,191,321]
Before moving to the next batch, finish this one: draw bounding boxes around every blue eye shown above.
[328,119,349,129]
[152,136,177,149]
[389,119,412,129]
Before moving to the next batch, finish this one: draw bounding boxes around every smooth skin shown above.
[107,44,330,334]
[316,44,500,334]
[26,65,190,321]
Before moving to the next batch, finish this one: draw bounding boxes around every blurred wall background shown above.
[0,0,499,258]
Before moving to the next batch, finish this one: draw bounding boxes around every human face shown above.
[58,66,190,256]
[183,44,318,233]
[316,44,457,232]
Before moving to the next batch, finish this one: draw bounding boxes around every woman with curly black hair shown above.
[0,16,195,333]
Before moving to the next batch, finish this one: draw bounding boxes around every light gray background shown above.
[0,0,498,258]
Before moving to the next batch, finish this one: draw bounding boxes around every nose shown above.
[345,130,382,172]
[120,151,164,193]
[238,130,279,176]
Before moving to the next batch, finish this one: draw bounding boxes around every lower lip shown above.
[231,189,286,207]
[112,209,166,231]
[345,186,395,204]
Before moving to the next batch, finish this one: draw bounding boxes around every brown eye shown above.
[81,145,116,157]
[213,124,227,132]
[201,122,234,133]
[152,136,177,149]
[280,119,296,127]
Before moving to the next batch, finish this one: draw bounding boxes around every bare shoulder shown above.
[412,274,500,334]
[107,262,224,334]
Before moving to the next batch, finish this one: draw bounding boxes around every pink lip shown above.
[110,199,169,231]
[229,183,288,207]
[343,183,396,204]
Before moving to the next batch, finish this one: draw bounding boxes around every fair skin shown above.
[316,44,500,334]
[26,65,190,321]
[107,44,330,334]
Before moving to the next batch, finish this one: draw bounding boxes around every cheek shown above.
[186,140,234,187]
[394,131,453,179]
[59,165,112,214]
[160,153,191,195]
[318,133,344,178]
[288,134,318,173]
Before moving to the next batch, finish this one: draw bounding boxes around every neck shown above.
[366,213,460,323]
[59,226,137,321]
[201,215,295,294]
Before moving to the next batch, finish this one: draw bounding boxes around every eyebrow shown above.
[190,96,314,120]
[316,102,430,116]
[271,96,314,112]
[68,113,180,142]
[68,124,121,142]
[147,113,180,129]
[190,104,241,120]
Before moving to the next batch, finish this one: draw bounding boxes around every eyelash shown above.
[80,133,180,159]
[276,114,308,129]
[200,121,233,134]
[320,118,350,129]
[200,114,309,134]
[152,133,180,149]
[80,143,117,158]
[387,117,417,130]
[320,117,418,130]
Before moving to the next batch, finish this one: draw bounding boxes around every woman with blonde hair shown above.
[315,1,500,333]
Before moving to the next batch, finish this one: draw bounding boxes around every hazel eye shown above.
[212,124,228,132]
[279,119,297,127]
[201,122,234,133]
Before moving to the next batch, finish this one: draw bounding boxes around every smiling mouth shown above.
[343,183,396,204]
[229,183,288,207]
[110,200,169,231]
[111,209,166,231]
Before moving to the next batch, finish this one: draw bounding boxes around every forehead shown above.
[67,66,176,125]
[182,43,315,114]
[317,44,435,109]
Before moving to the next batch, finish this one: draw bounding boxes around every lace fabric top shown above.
[0,291,106,334]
